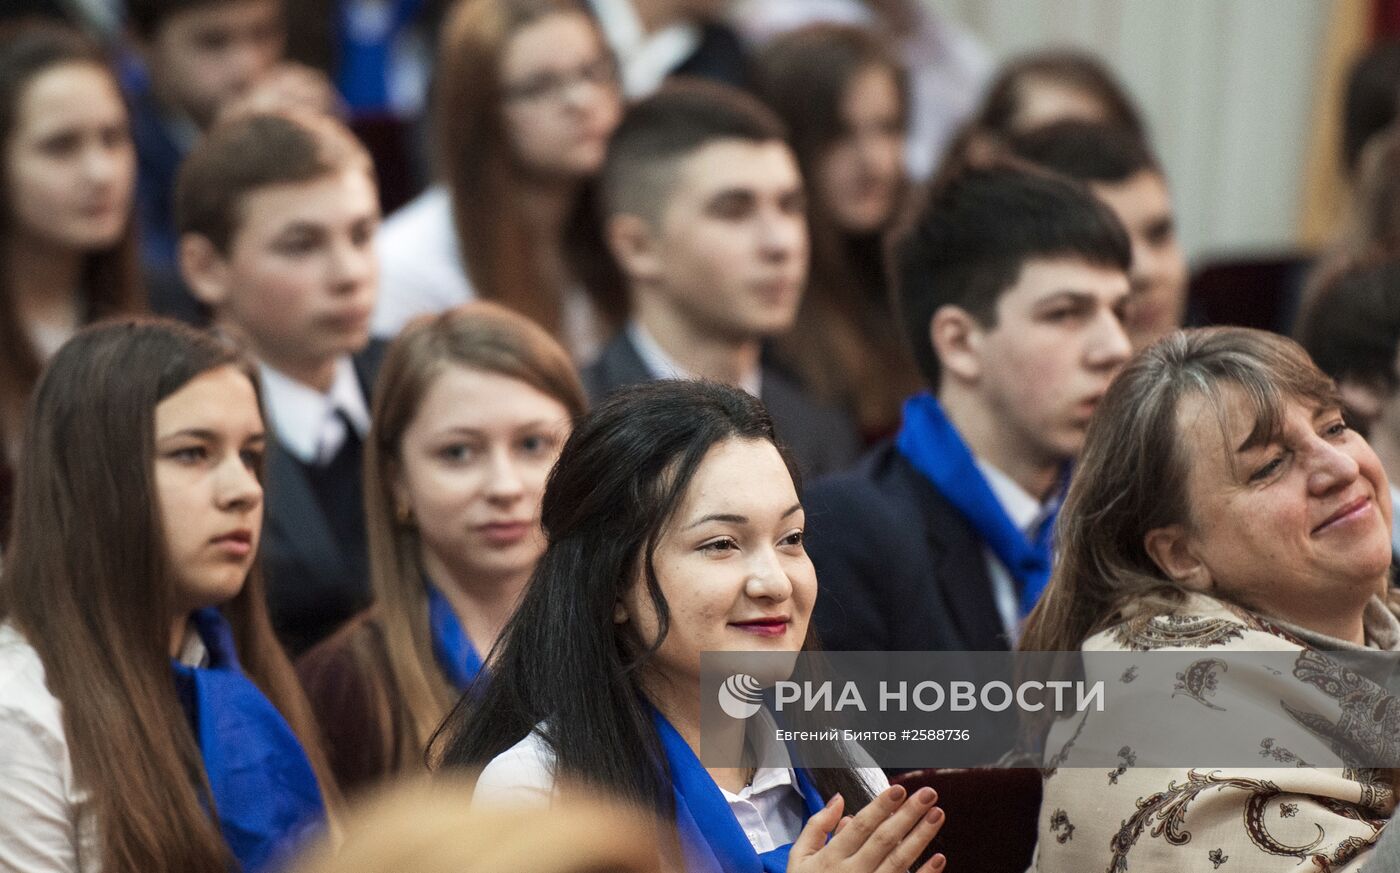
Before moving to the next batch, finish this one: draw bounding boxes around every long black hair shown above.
[434,380,875,813]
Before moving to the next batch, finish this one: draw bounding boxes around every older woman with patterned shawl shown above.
[1021,327,1397,872]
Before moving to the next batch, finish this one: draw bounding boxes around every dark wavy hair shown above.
[435,379,875,814]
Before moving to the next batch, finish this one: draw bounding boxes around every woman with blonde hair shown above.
[371,0,622,360]
[298,302,586,794]
[290,776,663,873]
[1022,327,1396,871]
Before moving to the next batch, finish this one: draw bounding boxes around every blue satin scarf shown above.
[336,0,426,111]
[896,392,1063,616]
[652,710,825,873]
[170,609,326,873]
[427,582,484,690]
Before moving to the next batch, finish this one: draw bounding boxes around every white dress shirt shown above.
[628,321,763,398]
[371,186,606,362]
[473,708,887,852]
[974,459,1056,646]
[258,357,371,467]
[587,0,701,98]
[0,623,97,872]
[0,622,211,873]
[372,187,472,339]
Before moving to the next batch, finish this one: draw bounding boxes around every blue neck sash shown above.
[427,582,484,691]
[895,392,1062,615]
[652,710,824,873]
[170,609,327,873]
[336,0,426,111]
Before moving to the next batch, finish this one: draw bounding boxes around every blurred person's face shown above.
[155,365,265,621]
[143,0,285,126]
[615,139,808,341]
[618,438,815,687]
[1091,170,1187,351]
[816,64,906,234]
[183,168,380,385]
[393,366,571,589]
[7,63,134,253]
[500,11,622,180]
[1146,391,1392,641]
[936,257,1132,470]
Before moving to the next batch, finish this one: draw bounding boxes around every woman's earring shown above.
[396,502,415,527]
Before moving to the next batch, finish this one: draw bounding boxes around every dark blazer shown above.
[261,340,387,655]
[296,608,404,795]
[804,441,1008,653]
[673,22,751,92]
[582,332,860,480]
[127,84,186,275]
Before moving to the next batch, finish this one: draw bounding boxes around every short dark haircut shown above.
[176,109,372,253]
[126,0,280,39]
[1343,41,1400,177]
[1297,257,1400,393]
[893,165,1132,388]
[1005,119,1160,186]
[598,77,788,224]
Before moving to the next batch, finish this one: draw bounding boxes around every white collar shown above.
[588,0,701,97]
[627,320,763,398]
[258,357,371,464]
[718,706,798,801]
[176,620,209,668]
[973,458,1047,533]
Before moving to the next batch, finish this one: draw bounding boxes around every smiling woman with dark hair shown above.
[440,379,947,872]
[1022,327,1397,872]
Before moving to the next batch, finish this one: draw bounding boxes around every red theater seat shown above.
[892,767,1042,873]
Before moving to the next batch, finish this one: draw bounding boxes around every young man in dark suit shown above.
[177,109,383,655]
[584,80,859,478]
[806,165,1134,652]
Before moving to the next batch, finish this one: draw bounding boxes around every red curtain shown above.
[1374,0,1400,40]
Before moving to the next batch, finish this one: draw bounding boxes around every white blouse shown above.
[371,186,472,341]
[473,709,888,853]
[0,622,97,873]
[0,623,209,873]
[370,185,607,363]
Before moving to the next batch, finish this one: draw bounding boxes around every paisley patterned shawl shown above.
[1032,593,1400,873]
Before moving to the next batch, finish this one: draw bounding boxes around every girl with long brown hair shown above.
[0,21,140,536]
[752,24,921,440]
[371,0,622,361]
[298,302,586,794]
[0,318,337,872]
